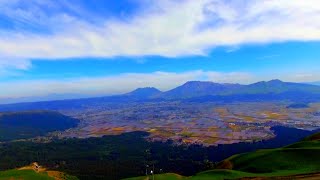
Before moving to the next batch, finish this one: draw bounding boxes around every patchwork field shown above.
[53,102,320,146]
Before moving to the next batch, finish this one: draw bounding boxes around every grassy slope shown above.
[124,173,184,180]
[125,132,320,180]
[225,134,320,174]
[0,169,79,180]
[0,169,53,180]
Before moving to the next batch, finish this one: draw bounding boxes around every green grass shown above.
[0,169,79,180]
[0,169,54,180]
[228,148,320,173]
[123,173,184,180]
[220,139,320,177]
[189,170,255,180]
[213,132,320,178]
[124,132,320,180]
[284,140,320,149]
[303,132,320,141]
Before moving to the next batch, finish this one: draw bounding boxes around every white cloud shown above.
[0,56,31,70]
[283,72,320,83]
[0,0,320,70]
[0,56,31,76]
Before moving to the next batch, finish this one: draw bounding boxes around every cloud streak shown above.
[0,0,320,71]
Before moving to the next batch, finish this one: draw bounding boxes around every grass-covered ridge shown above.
[124,132,320,180]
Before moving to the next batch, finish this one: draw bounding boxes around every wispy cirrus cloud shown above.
[0,0,320,72]
[0,56,31,76]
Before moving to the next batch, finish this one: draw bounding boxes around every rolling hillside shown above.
[124,132,320,180]
[0,163,78,180]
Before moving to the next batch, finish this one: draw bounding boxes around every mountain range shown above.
[136,79,320,101]
[1,79,320,111]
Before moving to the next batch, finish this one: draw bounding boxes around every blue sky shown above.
[0,0,320,102]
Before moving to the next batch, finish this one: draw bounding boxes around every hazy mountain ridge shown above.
[0,93,93,105]
[308,81,320,86]
[126,87,162,99]
[241,79,320,94]
[0,80,320,111]
[160,81,243,99]
[161,79,320,99]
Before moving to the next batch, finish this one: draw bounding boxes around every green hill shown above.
[124,173,184,180]
[303,132,320,141]
[124,132,320,180]
[0,169,53,180]
[0,169,78,180]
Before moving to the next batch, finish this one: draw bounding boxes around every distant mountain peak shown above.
[268,79,283,83]
[161,81,243,99]
[252,79,284,86]
[183,81,211,85]
[130,87,161,92]
[127,87,162,98]
[182,81,222,86]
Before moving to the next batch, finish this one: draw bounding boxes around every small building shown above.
[32,162,40,171]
